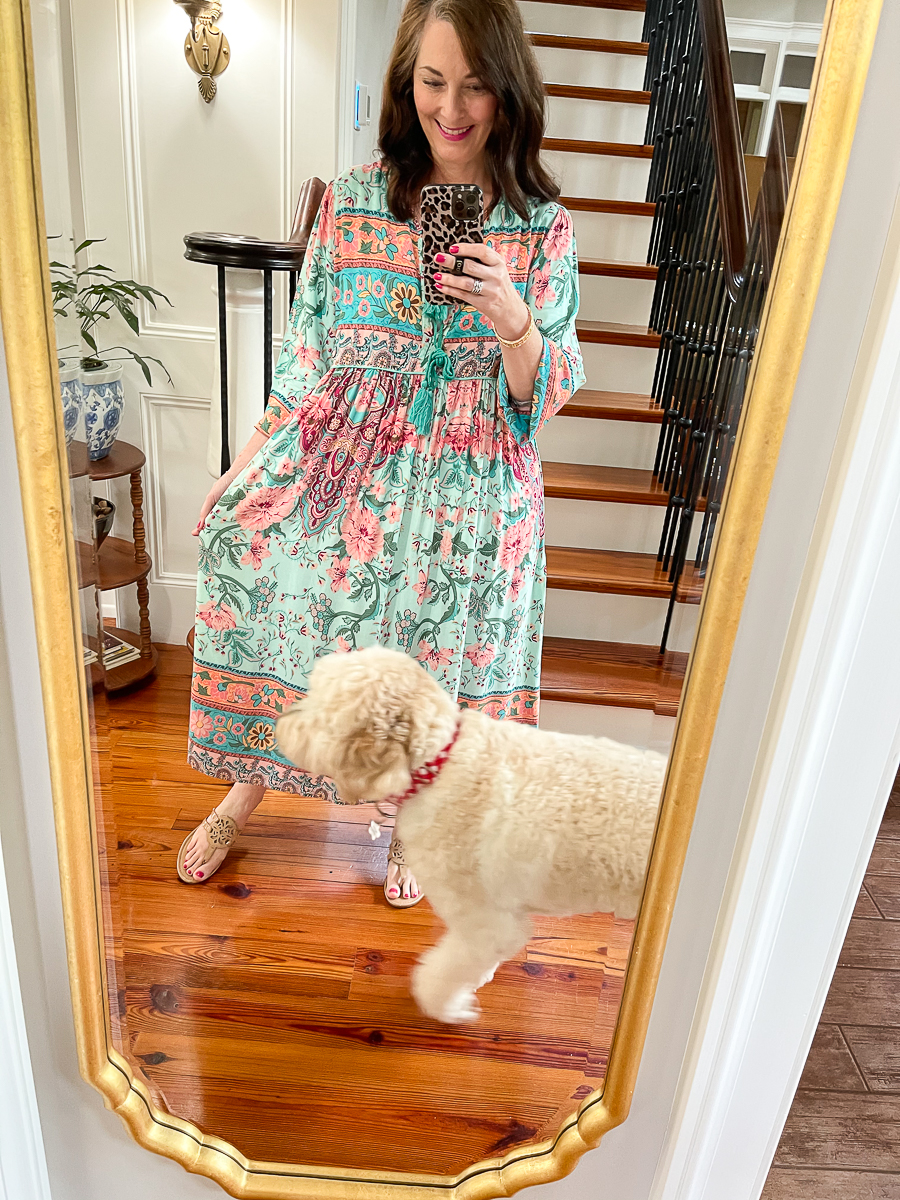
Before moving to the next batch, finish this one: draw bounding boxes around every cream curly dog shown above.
[276,646,667,1025]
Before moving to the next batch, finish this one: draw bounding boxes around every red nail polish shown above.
[196,872,203,879]
[436,283,443,290]
[435,253,445,263]
[450,244,459,253]
[434,272,442,280]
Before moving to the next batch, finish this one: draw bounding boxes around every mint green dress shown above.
[188,161,584,796]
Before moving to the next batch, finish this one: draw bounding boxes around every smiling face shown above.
[413,17,498,184]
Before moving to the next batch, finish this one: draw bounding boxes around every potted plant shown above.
[50,239,173,459]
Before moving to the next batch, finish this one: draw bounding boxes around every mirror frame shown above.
[0,0,883,1193]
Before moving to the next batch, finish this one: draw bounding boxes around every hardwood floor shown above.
[94,645,635,1176]
[762,775,900,1199]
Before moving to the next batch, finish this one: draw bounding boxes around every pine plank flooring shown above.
[94,645,636,1176]
[762,775,900,1198]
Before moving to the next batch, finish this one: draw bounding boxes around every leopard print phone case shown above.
[420,184,485,306]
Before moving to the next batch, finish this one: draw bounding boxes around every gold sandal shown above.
[177,807,239,884]
[383,837,424,909]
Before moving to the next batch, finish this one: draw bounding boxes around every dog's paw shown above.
[411,966,481,1025]
[440,990,481,1024]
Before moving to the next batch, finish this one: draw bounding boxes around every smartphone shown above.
[420,184,485,306]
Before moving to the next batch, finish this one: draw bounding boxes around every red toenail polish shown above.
[196,872,203,879]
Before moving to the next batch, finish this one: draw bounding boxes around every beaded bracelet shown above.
[496,310,535,350]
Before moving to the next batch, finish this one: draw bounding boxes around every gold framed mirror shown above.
[0,0,882,1193]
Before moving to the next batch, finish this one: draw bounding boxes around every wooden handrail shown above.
[697,0,751,301]
[758,107,790,279]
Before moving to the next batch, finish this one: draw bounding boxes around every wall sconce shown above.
[173,1,230,102]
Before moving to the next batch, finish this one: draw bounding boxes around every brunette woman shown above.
[181,0,584,905]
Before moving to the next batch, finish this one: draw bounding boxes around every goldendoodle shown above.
[276,646,667,1024]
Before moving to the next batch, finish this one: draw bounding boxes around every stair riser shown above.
[580,341,657,393]
[570,208,653,265]
[544,588,698,653]
[533,45,647,91]
[539,699,676,753]
[544,496,703,557]
[546,95,648,145]
[543,148,650,203]
[538,414,658,469]
[523,1,644,45]
[578,273,655,325]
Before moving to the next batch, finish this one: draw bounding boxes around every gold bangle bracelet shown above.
[496,310,535,350]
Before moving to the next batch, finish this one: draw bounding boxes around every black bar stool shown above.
[184,176,326,474]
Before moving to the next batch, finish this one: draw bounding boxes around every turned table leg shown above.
[130,469,152,660]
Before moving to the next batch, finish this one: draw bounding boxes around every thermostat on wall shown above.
[354,82,371,131]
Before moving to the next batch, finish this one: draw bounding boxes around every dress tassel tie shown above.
[409,302,453,435]
[409,345,453,435]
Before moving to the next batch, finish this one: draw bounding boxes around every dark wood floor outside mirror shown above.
[0,0,881,1193]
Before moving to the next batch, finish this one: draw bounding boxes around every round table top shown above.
[88,439,146,481]
[184,231,309,271]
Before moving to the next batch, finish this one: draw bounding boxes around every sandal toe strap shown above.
[202,810,239,849]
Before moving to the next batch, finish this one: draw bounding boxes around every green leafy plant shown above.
[50,238,173,385]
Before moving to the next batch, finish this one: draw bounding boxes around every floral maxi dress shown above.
[188,162,585,797]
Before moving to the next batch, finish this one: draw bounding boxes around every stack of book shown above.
[100,630,141,670]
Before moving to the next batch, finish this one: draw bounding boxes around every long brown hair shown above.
[379,0,558,222]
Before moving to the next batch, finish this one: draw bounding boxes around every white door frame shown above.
[0,823,53,1200]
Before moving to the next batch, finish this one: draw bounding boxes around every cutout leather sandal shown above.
[177,807,239,884]
[383,837,424,908]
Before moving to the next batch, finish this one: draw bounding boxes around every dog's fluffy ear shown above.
[340,722,412,803]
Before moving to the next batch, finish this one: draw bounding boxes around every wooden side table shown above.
[89,440,158,692]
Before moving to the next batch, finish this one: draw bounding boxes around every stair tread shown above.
[543,136,654,159]
[579,257,658,279]
[559,390,663,421]
[561,195,656,217]
[541,636,686,715]
[543,461,706,510]
[543,461,666,504]
[546,545,703,602]
[529,32,649,55]
[576,319,661,347]
[545,83,651,104]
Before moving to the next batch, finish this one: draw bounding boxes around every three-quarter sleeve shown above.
[256,182,338,437]
[496,205,586,442]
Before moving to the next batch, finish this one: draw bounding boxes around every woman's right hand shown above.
[193,473,232,536]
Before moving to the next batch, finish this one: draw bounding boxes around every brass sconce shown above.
[173,1,230,102]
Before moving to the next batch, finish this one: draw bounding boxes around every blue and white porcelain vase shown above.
[58,360,82,446]
[81,364,125,460]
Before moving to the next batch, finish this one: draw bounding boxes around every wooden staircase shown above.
[526,0,695,736]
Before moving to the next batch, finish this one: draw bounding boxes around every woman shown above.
[181,0,584,905]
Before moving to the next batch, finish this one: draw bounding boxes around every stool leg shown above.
[263,268,273,411]
[217,263,230,474]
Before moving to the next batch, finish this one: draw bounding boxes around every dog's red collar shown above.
[368,722,462,840]
[385,721,461,810]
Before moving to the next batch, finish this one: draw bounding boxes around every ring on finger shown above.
[471,278,483,295]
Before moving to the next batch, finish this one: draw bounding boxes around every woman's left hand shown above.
[434,243,531,343]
